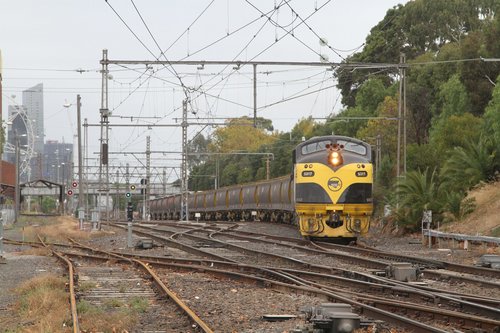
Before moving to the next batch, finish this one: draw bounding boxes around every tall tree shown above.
[209,117,277,153]
[357,96,399,161]
[483,74,500,144]
[435,74,471,119]
[335,0,500,108]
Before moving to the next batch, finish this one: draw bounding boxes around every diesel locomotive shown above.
[148,135,373,240]
[294,135,373,240]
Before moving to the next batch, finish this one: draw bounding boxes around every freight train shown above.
[148,135,373,240]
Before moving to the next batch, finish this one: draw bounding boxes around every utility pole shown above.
[376,134,382,179]
[144,136,151,220]
[115,170,119,220]
[397,54,403,179]
[253,63,257,128]
[99,49,110,227]
[181,99,189,221]
[14,132,20,223]
[76,95,84,218]
[266,156,270,180]
[84,118,89,218]
[162,168,167,195]
[403,54,407,174]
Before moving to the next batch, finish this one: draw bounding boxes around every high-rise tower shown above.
[22,83,44,155]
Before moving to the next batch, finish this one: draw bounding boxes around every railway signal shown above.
[125,192,131,198]
[72,181,78,188]
[127,202,133,221]
[130,185,136,191]
[67,189,73,196]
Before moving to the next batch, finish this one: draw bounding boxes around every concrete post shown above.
[127,222,132,248]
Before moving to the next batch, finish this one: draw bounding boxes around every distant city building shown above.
[22,83,44,155]
[43,140,73,184]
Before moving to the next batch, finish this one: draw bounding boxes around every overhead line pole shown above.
[98,52,405,224]
[181,99,188,222]
[99,49,111,228]
[145,136,151,221]
[397,54,404,179]
[76,95,83,216]
[253,63,257,127]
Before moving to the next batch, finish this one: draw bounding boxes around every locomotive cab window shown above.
[301,140,330,155]
[336,140,367,155]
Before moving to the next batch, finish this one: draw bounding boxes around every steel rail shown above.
[57,244,500,326]
[13,237,498,332]
[67,238,214,333]
[276,270,500,331]
[57,243,448,332]
[36,235,80,333]
[114,224,500,320]
[204,224,500,279]
[199,226,500,286]
[111,226,498,330]
[12,236,500,316]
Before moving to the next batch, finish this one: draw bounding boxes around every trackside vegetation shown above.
[187,0,500,233]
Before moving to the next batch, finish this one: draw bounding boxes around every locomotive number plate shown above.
[302,170,315,177]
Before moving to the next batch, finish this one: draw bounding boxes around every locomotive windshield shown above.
[336,140,367,155]
[300,140,330,155]
[300,139,367,156]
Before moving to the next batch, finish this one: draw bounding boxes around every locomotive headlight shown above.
[328,151,343,166]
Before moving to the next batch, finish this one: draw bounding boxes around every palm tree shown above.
[442,136,499,192]
[392,168,445,230]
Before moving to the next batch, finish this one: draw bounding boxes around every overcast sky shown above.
[1,0,408,171]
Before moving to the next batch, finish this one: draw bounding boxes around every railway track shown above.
[7,220,500,332]
[103,222,500,332]
[36,235,80,333]
[122,221,500,291]
[7,237,214,332]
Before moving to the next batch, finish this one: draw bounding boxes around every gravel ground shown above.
[0,243,63,330]
[1,219,498,333]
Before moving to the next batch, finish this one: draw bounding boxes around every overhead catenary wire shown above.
[185,0,332,118]
[244,0,333,61]
[284,1,345,61]
[160,0,216,56]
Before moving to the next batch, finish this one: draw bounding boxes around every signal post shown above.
[126,184,135,248]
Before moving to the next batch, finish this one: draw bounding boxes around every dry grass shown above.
[19,247,51,256]
[14,274,72,332]
[443,181,500,236]
[77,299,140,332]
[21,216,110,243]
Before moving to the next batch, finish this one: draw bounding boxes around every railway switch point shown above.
[300,303,361,333]
[386,262,419,282]
[135,238,154,249]
[476,254,500,269]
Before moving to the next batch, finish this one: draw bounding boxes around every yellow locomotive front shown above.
[293,135,373,242]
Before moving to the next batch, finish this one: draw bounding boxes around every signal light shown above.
[72,181,78,188]
[67,189,74,196]
[126,192,131,198]
[130,185,136,191]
